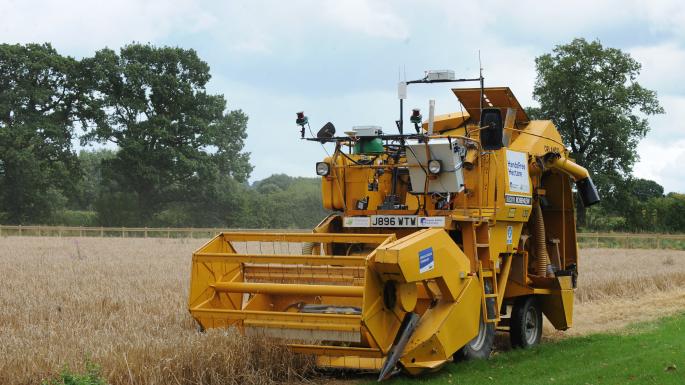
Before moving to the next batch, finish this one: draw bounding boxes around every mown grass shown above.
[379,313,685,385]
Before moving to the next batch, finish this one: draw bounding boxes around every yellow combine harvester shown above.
[188,70,599,380]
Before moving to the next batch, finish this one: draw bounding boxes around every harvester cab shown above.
[188,70,599,380]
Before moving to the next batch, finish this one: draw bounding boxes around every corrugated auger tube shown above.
[534,200,552,277]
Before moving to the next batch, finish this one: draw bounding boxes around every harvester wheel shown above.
[454,312,495,361]
[454,282,496,361]
[510,296,542,348]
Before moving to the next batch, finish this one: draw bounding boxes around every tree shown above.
[0,43,95,223]
[83,44,252,224]
[531,38,663,225]
[246,175,329,229]
[69,149,116,211]
[628,178,664,201]
[657,193,685,232]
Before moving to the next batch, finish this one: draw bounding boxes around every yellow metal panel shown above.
[316,355,383,370]
[289,344,383,358]
[420,111,470,133]
[401,276,481,373]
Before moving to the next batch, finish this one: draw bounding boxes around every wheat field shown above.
[1,236,684,385]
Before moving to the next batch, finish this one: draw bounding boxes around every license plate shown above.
[370,215,418,227]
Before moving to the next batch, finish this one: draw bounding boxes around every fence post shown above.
[656,234,661,249]
[19,225,22,236]
[79,226,83,237]
[595,232,599,248]
[144,227,148,238]
[167,228,171,238]
[100,227,104,237]
[121,227,125,237]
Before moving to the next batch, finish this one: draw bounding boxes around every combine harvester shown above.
[188,70,599,380]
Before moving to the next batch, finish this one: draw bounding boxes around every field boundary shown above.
[0,225,684,249]
[0,225,302,239]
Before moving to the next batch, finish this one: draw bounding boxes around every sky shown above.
[2,0,684,192]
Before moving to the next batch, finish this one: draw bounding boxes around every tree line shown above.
[0,40,684,232]
[0,42,327,228]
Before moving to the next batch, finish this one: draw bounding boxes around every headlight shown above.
[428,159,442,175]
[316,162,330,176]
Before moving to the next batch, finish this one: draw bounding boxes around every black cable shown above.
[338,150,378,166]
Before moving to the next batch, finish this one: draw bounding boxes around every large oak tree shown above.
[0,43,96,223]
[530,38,663,225]
[83,44,252,224]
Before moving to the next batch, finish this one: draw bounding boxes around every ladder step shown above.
[484,294,498,298]
[475,243,490,248]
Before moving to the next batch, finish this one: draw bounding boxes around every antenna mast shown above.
[479,50,484,115]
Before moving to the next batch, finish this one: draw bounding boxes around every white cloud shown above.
[322,0,409,40]
[640,95,685,140]
[208,0,410,55]
[641,0,685,39]
[634,138,685,192]
[0,0,215,54]
[629,43,685,95]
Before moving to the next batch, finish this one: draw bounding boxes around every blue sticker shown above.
[419,247,434,274]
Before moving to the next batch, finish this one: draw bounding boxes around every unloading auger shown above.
[188,70,599,380]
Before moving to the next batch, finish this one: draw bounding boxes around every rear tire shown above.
[510,296,543,348]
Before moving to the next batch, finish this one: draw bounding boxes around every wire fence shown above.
[0,225,301,239]
[0,225,684,250]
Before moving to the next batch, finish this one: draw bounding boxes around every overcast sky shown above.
[2,0,684,192]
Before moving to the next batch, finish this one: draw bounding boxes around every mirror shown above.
[480,108,503,150]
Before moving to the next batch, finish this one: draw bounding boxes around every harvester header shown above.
[189,69,599,380]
